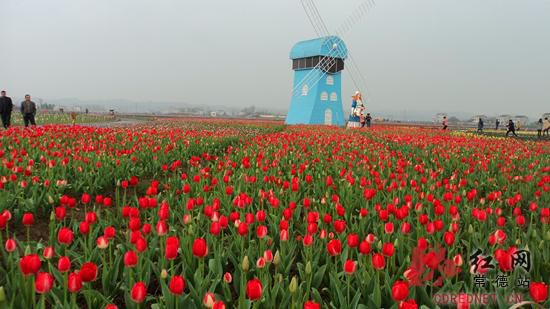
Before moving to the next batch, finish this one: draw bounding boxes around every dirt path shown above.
[83,117,148,128]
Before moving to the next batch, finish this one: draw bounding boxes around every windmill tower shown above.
[285,0,375,126]
[286,36,348,126]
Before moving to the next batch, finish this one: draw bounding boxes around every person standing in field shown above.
[495,119,500,130]
[365,113,372,128]
[20,94,37,127]
[0,90,13,129]
[442,116,448,130]
[537,118,543,138]
[477,118,484,133]
[544,117,550,136]
[506,119,517,137]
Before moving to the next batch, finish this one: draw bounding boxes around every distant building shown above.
[434,113,447,123]
[470,115,488,124]
[513,115,529,126]
[498,114,513,123]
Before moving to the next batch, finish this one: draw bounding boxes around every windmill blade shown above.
[291,45,343,96]
[293,0,375,98]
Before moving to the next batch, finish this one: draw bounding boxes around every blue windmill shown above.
[286,36,348,126]
[285,0,375,126]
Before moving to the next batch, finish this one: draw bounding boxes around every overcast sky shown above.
[1,0,549,118]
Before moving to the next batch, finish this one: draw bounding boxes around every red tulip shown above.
[105,304,118,309]
[57,227,74,245]
[35,272,54,293]
[20,254,41,276]
[124,250,138,268]
[344,260,356,274]
[165,243,179,260]
[327,239,342,256]
[22,213,34,226]
[443,231,455,246]
[223,272,232,283]
[246,278,263,301]
[372,253,385,270]
[85,211,97,224]
[79,262,98,282]
[42,247,54,260]
[131,282,147,303]
[4,238,16,252]
[382,243,395,257]
[192,238,208,258]
[58,256,71,273]
[399,299,418,309]
[169,275,185,295]
[81,193,91,204]
[55,206,66,221]
[203,292,215,307]
[237,222,248,236]
[68,272,82,293]
[304,301,321,309]
[79,221,90,235]
[530,282,548,303]
[256,225,268,239]
[391,280,409,301]
[96,236,109,249]
[212,301,226,309]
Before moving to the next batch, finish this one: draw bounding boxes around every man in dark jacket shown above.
[20,94,37,127]
[506,119,517,137]
[0,90,13,129]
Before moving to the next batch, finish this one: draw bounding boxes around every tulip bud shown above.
[0,286,5,302]
[468,224,474,234]
[223,272,232,283]
[48,195,54,204]
[289,276,297,293]
[161,269,168,279]
[545,231,550,241]
[49,211,55,221]
[515,239,521,245]
[539,240,545,250]
[377,240,382,250]
[305,261,312,275]
[203,292,215,308]
[242,256,249,272]
[273,250,280,266]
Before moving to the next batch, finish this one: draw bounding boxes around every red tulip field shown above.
[0,120,549,309]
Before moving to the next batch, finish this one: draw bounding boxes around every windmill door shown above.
[324,108,332,125]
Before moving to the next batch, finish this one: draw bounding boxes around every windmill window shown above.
[326,76,334,85]
[301,85,309,96]
[330,92,337,101]
[320,92,328,101]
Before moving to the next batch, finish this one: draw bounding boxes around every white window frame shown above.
[330,92,337,101]
[320,91,328,101]
[326,76,334,86]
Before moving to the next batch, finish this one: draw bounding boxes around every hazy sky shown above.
[1,0,549,118]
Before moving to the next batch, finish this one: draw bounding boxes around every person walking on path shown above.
[20,94,37,127]
[365,113,372,128]
[506,119,518,137]
[0,90,13,129]
[495,118,500,130]
[442,116,448,130]
[544,117,550,136]
[477,118,484,133]
[537,118,544,138]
